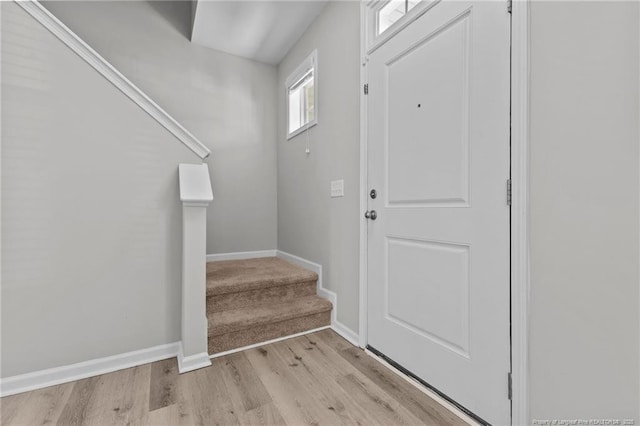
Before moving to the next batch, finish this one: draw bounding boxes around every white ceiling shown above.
[190,1,328,65]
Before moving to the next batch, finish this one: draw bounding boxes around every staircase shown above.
[206,257,333,354]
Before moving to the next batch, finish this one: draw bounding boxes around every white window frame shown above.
[365,0,440,55]
[286,49,318,140]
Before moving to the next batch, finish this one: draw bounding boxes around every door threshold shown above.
[365,345,489,426]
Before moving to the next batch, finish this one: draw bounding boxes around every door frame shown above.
[357,1,530,424]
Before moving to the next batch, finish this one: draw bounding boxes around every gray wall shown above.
[277,1,361,333]
[1,2,197,377]
[529,1,640,422]
[43,1,278,255]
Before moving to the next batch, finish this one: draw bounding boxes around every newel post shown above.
[177,163,213,373]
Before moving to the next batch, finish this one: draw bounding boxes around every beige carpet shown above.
[207,257,318,295]
[206,257,332,354]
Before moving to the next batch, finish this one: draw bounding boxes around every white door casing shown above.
[366,2,511,424]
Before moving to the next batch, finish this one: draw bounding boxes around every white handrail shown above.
[15,0,211,160]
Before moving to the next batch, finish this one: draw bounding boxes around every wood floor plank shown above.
[287,335,426,425]
[337,372,424,426]
[314,328,354,351]
[177,359,240,425]
[338,346,468,425]
[1,382,74,425]
[2,330,468,426]
[313,332,469,425]
[70,364,150,425]
[270,340,360,425]
[236,402,286,425]
[219,351,272,412]
[149,357,179,412]
[281,336,385,425]
[243,369,312,426]
[56,376,101,425]
[121,364,153,423]
[141,402,194,426]
[0,390,32,425]
[308,333,472,426]
[245,343,345,425]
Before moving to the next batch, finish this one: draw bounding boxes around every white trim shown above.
[285,49,318,140]
[179,163,212,372]
[287,119,318,141]
[276,250,323,282]
[209,326,331,359]
[15,0,211,160]
[317,287,336,322]
[206,250,278,262]
[510,1,531,424]
[176,344,211,374]
[365,0,441,56]
[0,342,180,397]
[331,320,360,347]
[358,2,369,350]
[276,250,323,296]
[276,250,360,345]
[179,164,214,206]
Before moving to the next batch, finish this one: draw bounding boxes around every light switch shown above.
[331,180,344,197]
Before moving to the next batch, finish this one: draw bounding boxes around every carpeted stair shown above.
[206,257,332,354]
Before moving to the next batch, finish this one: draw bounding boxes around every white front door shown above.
[366,1,511,424]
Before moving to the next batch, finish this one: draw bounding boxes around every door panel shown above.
[387,12,469,206]
[366,2,511,424]
[386,237,470,356]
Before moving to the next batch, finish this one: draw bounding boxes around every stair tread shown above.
[206,257,318,296]
[208,295,332,336]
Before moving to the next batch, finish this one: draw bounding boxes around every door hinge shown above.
[507,0,512,13]
[508,372,513,400]
[364,84,369,95]
[507,179,512,206]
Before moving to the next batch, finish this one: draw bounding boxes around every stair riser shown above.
[208,311,331,354]
[207,280,317,313]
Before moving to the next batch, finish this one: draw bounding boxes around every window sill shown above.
[287,119,318,140]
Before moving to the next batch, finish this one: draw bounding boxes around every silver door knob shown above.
[364,210,377,220]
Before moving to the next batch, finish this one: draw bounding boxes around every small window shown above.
[286,50,317,139]
[376,0,421,36]
[377,1,405,35]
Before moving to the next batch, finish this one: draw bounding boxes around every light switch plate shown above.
[331,180,344,197]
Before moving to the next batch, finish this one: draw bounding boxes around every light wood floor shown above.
[1,330,470,425]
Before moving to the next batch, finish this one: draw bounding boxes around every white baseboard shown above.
[206,250,277,262]
[332,322,361,347]
[0,342,180,397]
[276,250,322,285]
[177,344,211,373]
[317,287,337,326]
[276,250,360,347]
[209,325,332,359]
